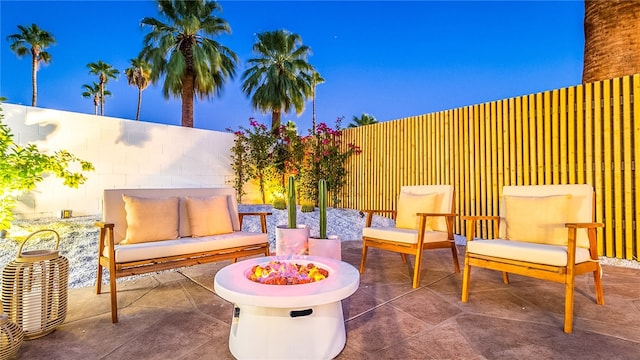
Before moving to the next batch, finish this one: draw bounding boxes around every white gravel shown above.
[0,206,636,289]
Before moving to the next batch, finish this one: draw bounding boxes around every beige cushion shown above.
[185,196,233,237]
[467,239,592,267]
[363,226,448,244]
[395,192,439,230]
[504,195,571,246]
[122,195,179,244]
[109,231,268,263]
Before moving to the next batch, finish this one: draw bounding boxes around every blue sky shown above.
[1,0,585,133]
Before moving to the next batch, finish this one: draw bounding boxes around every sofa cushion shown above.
[466,239,592,267]
[110,232,268,263]
[504,194,570,246]
[395,192,439,230]
[185,196,234,237]
[363,226,448,244]
[121,195,179,244]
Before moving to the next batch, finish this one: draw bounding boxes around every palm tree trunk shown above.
[93,95,99,115]
[136,88,142,121]
[583,0,640,83]
[99,73,106,116]
[31,54,37,107]
[312,86,317,133]
[271,110,281,135]
[181,74,195,127]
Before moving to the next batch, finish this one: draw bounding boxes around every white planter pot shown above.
[308,235,341,261]
[275,225,310,257]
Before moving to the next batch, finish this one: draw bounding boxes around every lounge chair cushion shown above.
[467,239,592,267]
[121,195,179,244]
[363,226,448,244]
[185,196,234,237]
[110,231,268,263]
[395,192,439,230]
[504,194,570,246]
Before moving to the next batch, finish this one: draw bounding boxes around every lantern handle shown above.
[17,229,61,257]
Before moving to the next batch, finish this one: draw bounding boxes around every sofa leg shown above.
[96,264,103,294]
[110,275,118,323]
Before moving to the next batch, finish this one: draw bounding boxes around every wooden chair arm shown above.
[238,212,272,233]
[565,222,604,229]
[460,215,500,241]
[361,209,396,227]
[417,212,456,218]
[95,221,114,229]
[566,222,604,261]
[460,215,500,221]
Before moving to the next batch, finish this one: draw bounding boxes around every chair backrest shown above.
[400,185,454,232]
[498,184,594,248]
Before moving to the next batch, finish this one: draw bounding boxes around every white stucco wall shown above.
[2,103,236,218]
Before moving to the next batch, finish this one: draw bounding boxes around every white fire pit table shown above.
[214,255,360,360]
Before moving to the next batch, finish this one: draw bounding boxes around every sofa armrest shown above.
[238,211,272,233]
[460,215,500,241]
[361,209,396,227]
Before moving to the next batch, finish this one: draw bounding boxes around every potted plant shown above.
[275,176,310,256]
[308,179,341,260]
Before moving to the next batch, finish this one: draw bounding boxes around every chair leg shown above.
[359,244,369,274]
[412,250,424,288]
[564,279,575,333]
[450,242,460,273]
[96,263,103,294]
[461,255,471,302]
[400,253,408,263]
[593,265,605,305]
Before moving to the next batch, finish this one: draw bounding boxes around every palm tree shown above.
[241,29,314,134]
[140,0,238,128]
[349,113,378,128]
[125,57,152,121]
[87,60,119,116]
[81,82,111,115]
[7,24,56,107]
[310,71,325,133]
[583,1,640,83]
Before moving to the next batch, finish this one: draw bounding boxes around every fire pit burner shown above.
[247,260,329,285]
[214,256,360,360]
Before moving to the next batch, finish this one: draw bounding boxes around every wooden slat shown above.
[603,80,614,256]
[612,78,623,257]
[622,76,633,259]
[634,74,640,259]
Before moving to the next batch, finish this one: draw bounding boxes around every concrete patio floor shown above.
[14,243,640,359]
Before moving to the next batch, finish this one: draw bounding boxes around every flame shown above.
[248,261,329,285]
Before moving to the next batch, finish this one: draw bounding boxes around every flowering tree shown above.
[228,117,361,206]
[228,118,277,204]
[299,117,361,206]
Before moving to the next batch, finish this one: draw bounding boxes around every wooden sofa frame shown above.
[95,188,271,323]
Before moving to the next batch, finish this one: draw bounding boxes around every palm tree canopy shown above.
[87,60,119,83]
[139,0,238,100]
[125,57,152,90]
[7,23,55,65]
[349,113,378,128]
[241,29,314,123]
[81,82,112,99]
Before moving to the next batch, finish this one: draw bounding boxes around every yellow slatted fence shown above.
[340,74,640,260]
